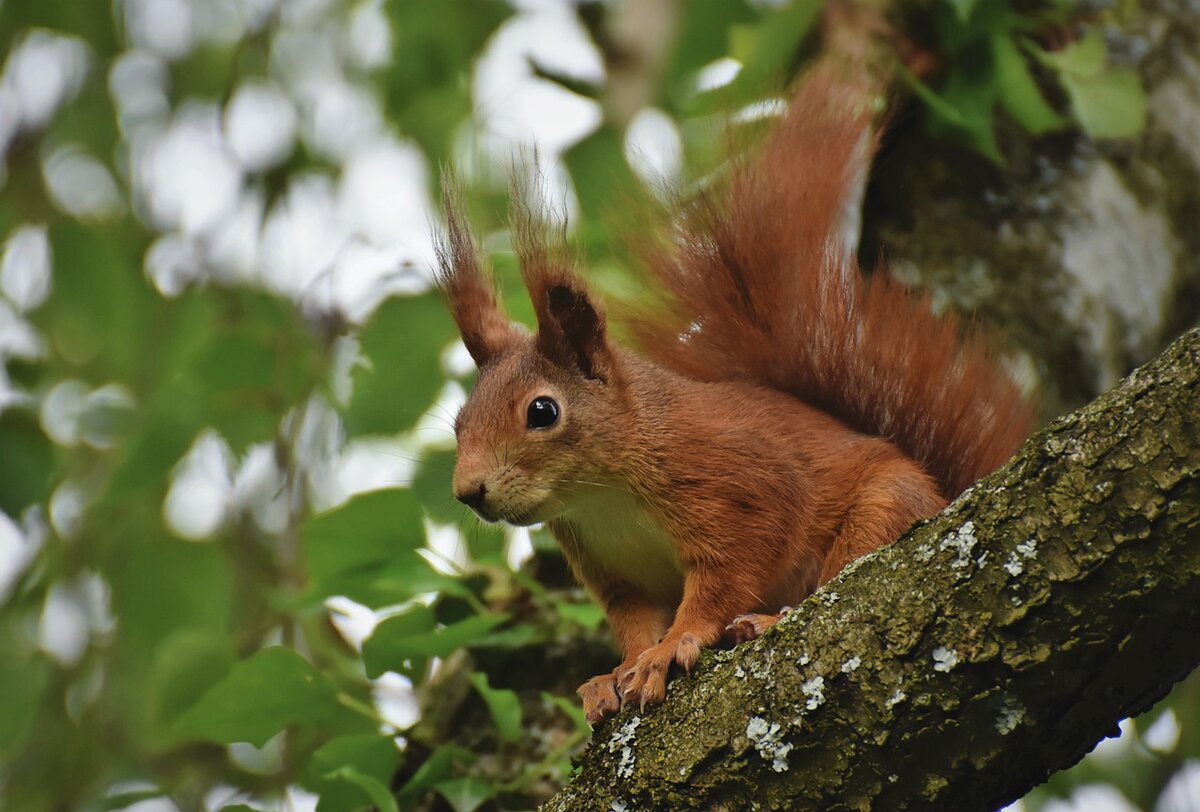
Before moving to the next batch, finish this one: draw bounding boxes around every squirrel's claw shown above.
[615,633,703,711]
[726,607,794,644]
[726,613,778,643]
[577,672,621,724]
[617,647,667,710]
[619,660,667,711]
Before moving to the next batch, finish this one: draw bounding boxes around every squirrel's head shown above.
[435,181,628,526]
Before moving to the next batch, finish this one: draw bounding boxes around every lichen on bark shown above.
[543,328,1200,811]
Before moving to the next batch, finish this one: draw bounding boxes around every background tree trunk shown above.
[872,0,1200,417]
[543,328,1200,811]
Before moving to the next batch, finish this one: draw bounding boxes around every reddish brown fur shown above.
[435,60,1033,723]
[434,176,521,366]
[628,62,1031,498]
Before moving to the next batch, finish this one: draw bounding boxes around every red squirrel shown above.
[435,59,1032,723]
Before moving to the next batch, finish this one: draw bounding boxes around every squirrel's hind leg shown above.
[818,460,946,584]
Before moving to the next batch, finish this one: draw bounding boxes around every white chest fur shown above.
[561,484,684,604]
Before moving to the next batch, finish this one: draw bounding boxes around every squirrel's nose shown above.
[456,482,488,511]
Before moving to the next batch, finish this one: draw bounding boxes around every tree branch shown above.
[543,328,1200,811]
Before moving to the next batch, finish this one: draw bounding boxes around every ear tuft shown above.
[506,169,612,381]
[434,171,517,367]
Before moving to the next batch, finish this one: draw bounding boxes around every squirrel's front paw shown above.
[577,672,621,723]
[617,633,702,711]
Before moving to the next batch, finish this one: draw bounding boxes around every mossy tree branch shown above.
[543,328,1200,811]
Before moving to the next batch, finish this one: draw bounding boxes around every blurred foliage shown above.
[0,0,1178,811]
[909,0,1146,160]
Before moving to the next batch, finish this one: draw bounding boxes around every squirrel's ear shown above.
[536,280,612,382]
[434,176,518,367]
[508,174,612,381]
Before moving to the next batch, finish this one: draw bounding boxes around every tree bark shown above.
[542,328,1200,811]
[872,0,1200,417]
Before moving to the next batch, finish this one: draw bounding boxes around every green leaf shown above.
[304,489,425,583]
[947,0,981,23]
[712,0,822,106]
[363,611,508,679]
[41,223,151,380]
[463,523,507,564]
[382,0,513,164]
[362,564,469,609]
[1060,68,1146,139]
[322,767,399,812]
[2,0,119,54]
[397,745,477,808]
[661,0,757,107]
[0,645,48,759]
[310,734,401,779]
[104,406,196,501]
[110,538,233,659]
[192,336,277,391]
[993,35,1067,134]
[903,69,969,129]
[473,621,544,650]
[306,735,402,812]
[360,604,435,679]
[191,292,322,452]
[0,410,54,516]
[902,64,1002,163]
[411,449,461,524]
[107,290,321,497]
[101,293,216,497]
[346,294,456,436]
[932,0,1021,56]
[50,75,121,157]
[434,777,495,812]
[173,647,339,746]
[563,126,641,228]
[145,629,234,747]
[302,487,444,606]
[1024,29,1145,138]
[468,672,523,742]
[1030,29,1107,78]
[172,44,242,101]
[735,0,822,78]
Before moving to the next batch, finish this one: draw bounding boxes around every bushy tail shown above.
[626,60,1032,498]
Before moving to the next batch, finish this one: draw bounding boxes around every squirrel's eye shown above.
[526,396,560,430]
